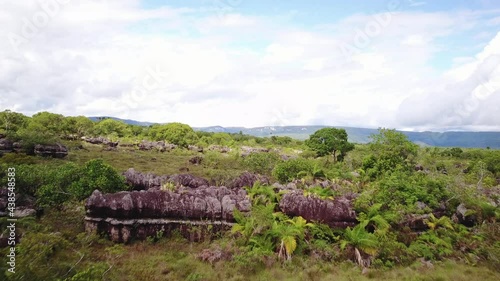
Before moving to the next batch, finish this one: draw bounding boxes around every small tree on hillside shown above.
[305,128,354,162]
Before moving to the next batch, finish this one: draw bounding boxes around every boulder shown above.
[0,138,13,152]
[82,136,117,146]
[240,146,269,155]
[453,203,477,227]
[34,143,68,158]
[208,145,231,153]
[189,156,203,165]
[138,140,177,152]
[12,142,23,152]
[278,191,357,228]
[188,145,204,153]
[401,214,430,232]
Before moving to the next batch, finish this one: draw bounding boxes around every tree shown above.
[305,128,354,162]
[0,110,28,135]
[362,128,418,178]
[147,122,198,147]
[30,111,65,135]
[16,112,65,153]
[62,116,94,137]
[93,118,130,138]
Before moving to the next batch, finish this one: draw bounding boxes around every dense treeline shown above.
[0,110,301,150]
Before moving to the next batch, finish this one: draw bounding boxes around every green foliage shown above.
[272,158,314,183]
[408,231,453,260]
[441,147,464,158]
[93,118,130,138]
[69,159,127,200]
[62,116,94,137]
[363,129,418,178]
[368,171,449,211]
[305,128,354,162]
[247,182,278,206]
[303,186,337,200]
[357,203,396,236]
[147,122,198,147]
[10,232,71,281]
[242,152,282,175]
[5,159,127,207]
[0,110,28,136]
[340,222,379,256]
[65,262,108,281]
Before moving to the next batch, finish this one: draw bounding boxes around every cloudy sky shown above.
[1,0,499,131]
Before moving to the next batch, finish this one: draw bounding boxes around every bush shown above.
[242,152,282,175]
[9,232,71,280]
[272,158,314,183]
[69,159,127,199]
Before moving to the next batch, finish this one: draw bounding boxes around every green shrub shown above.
[10,232,71,281]
[272,158,314,183]
[242,152,282,175]
[65,262,108,281]
[69,159,127,199]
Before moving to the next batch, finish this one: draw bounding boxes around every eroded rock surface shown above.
[82,136,118,147]
[138,140,177,152]
[228,172,270,189]
[123,169,209,190]
[278,191,358,228]
[86,172,361,243]
[34,143,68,158]
[85,187,251,242]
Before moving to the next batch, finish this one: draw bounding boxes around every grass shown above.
[63,142,249,183]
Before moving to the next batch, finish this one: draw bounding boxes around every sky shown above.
[0,0,499,131]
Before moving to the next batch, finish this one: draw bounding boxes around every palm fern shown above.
[358,203,394,236]
[424,214,454,230]
[340,224,379,267]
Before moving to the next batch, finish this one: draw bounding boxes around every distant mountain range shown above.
[88,117,500,149]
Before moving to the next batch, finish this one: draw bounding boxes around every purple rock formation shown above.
[123,169,210,190]
[278,191,357,228]
[228,172,270,189]
[85,187,251,242]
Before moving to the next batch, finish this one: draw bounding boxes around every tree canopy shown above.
[305,127,354,162]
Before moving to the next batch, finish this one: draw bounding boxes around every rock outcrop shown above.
[453,203,477,227]
[228,172,270,189]
[188,145,204,153]
[34,143,68,158]
[82,136,118,147]
[123,169,210,190]
[85,187,251,243]
[278,191,358,228]
[138,140,177,152]
[208,145,231,153]
[123,168,169,190]
[0,138,13,152]
[86,172,360,243]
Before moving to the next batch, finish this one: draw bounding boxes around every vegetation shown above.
[305,127,354,162]
[0,110,499,280]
